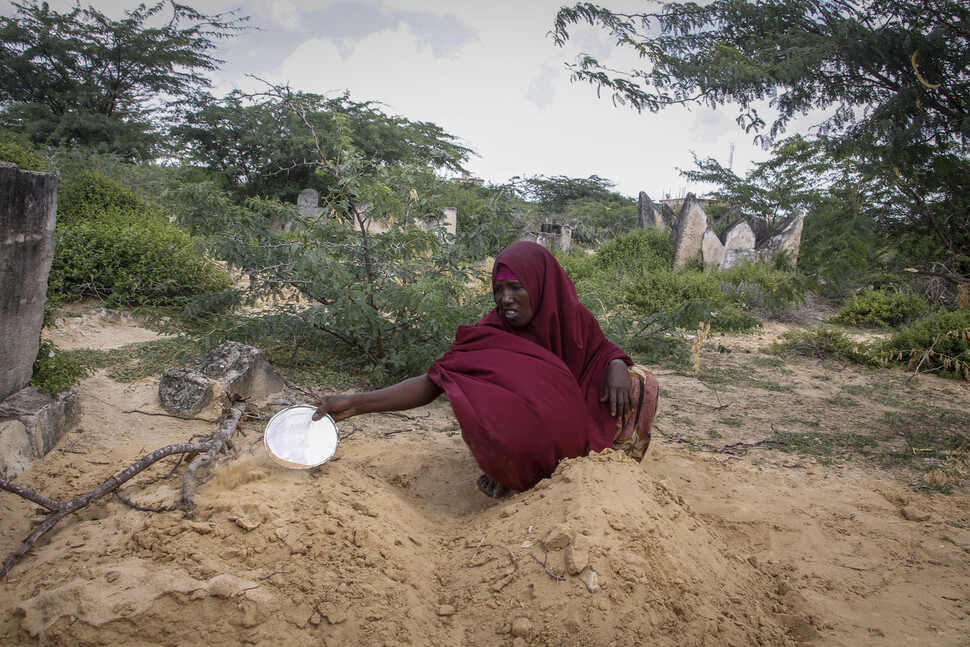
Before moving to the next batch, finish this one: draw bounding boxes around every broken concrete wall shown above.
[0,163,58,402]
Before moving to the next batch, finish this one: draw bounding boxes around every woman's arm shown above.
[312,374,443,422]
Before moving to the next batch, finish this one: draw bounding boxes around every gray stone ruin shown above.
[0,163,79,480]
[418,206,458,236]
[158,342,284,417]
[521,223,572,252]
[637,191,805,270]
[636,192,669,231]
[297,188,322,221]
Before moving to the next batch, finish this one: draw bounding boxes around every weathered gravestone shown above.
[158,368,214,417]
[196,342,284,401]
[297,189,321,219]
[0,163,58,402]
[524,223,572,252]
[418,207,458,236]
[714,205,743,237]
[670,194,709,269]
[702,230,725,270]
[721,220,757,270]
[756,210,806,266]
[636,192,666,231]
[748,216,771,246]
[0,163,80,479]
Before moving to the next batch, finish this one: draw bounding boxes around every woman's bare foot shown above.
[476,474,510,498]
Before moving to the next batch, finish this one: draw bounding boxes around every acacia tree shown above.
[177,84,514,382]
[0,0,247,159]
[172,90,473,202]
[553,0,970,286]
[516,175,636,244]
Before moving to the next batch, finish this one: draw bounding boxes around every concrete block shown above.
[0,419,31,480]
[0,387,80,467]
[197,342,284,401]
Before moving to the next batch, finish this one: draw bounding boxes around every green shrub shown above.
[50,219,232,305]
[831,288,931,328]
[768,327,875,364]
[30,340,88,396]
[0,129,48,171]
[57,169,149,225]
[592,228,674,275]
[876,308,970,380]
[49,171,232,306]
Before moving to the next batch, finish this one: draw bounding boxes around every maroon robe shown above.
[428,241,631,491]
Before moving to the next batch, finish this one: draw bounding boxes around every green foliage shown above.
[768,327,875,364]
[717,261,806,317]
[520,174,628,214]
[876,308,970,380]
[58,337,202,383]
[514,175,636,245]
[49,171,231,306]
[0,1,247,160]
[553,0,970,285]
[832,289,931,328]
[173,90,472,203]
[0,127,47,170]
[175,85,492,383]
[57,169,148,225]
[30,340,87,396]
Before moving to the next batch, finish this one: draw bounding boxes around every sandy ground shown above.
[2,308,969,646]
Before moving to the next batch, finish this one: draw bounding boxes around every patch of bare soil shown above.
[2,315,968,646]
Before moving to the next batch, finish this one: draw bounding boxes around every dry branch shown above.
[0,396,249,579]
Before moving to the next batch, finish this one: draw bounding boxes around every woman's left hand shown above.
[601,359,634,421]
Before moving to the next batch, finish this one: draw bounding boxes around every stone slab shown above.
[671,194,709,270]
[721,221,757,269]
[0,387,80,477]
[197,342,284,401]
[0,163,58,401]
[702,230,725,270]
[0,419,31,480]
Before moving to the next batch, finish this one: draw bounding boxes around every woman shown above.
[312,241,658,497]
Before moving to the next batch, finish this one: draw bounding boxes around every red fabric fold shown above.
[428,326,588,491]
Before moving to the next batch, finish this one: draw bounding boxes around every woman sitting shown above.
[313,241,658,497]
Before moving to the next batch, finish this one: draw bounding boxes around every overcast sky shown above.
[6,0,789,199]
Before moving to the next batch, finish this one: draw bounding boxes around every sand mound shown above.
[2,425,806,646]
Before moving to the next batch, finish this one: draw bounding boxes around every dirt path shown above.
[1,311,968,646]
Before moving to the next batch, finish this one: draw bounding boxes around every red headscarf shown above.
[428,241,631,490]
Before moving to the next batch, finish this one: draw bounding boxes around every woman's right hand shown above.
[312,394,358,422]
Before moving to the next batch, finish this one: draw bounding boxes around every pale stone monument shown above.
[418,207,458,236]
[757,210,806,266]
[523,223,572,252]
[721,220,757,269]
[0,162,80,479]
[670,194,709,269]
[0,163,57,401]
[297,188,321,218]
[636,192,666,231]
[701,230,725,270]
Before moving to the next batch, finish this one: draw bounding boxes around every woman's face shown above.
[493,279,533,327]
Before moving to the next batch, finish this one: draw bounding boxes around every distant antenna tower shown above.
[728,142,735,171]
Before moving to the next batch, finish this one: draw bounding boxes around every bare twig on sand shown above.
[0,395,249,579]
[530,552,564,581]
[123,408,219,423]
